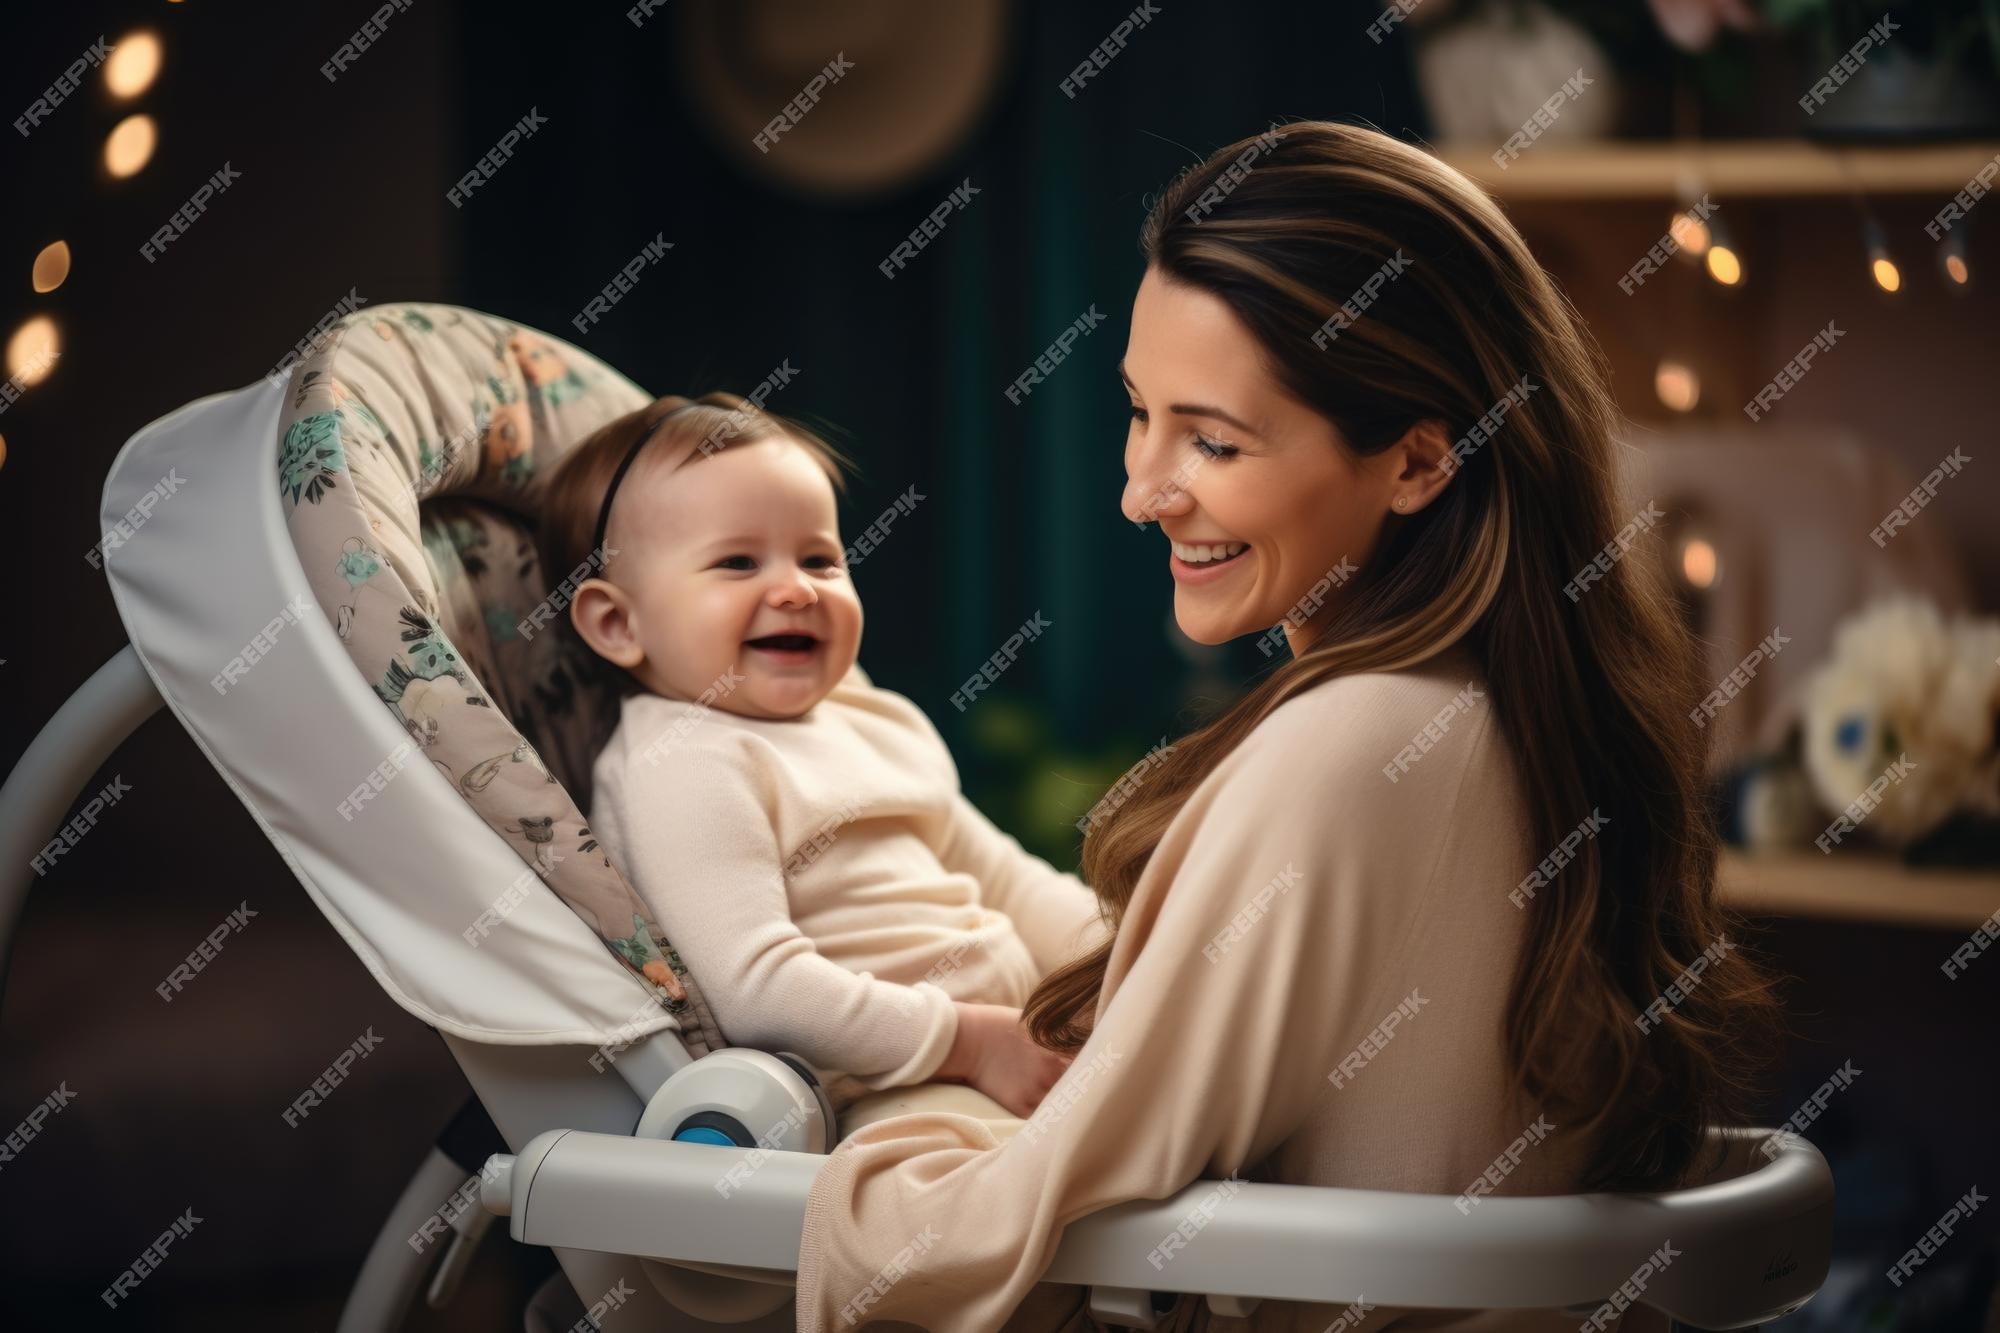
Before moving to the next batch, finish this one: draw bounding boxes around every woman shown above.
[793,120,1781,1332]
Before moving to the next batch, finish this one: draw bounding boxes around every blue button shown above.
[674,1126,737,1147]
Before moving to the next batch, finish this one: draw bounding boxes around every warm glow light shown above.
[1682,538,1719,589]
[1655,359,1701,413]
[103,114,157,178]
[32,240,71,293]
[1705,245,1742,286]
[1945,253,1970,285]
[7,316,61,386]
[105,31,162,98]
[0,433,8,472]
[1669,212,1711,256]
[1870,257,1902,292]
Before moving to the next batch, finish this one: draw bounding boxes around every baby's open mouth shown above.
[745,633,820,654]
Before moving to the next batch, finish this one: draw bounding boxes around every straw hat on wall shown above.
[675,0,1012,198]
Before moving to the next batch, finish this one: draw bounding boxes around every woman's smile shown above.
[1168,538,1253,585]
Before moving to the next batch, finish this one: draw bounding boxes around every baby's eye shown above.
[715,555,756,571]
[803,554,839,570]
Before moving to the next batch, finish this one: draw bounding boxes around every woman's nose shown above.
[1123,453,1196,525]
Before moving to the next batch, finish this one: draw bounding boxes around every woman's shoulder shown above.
[1167,642,1523,908]
[1256,641,1488,742]
[1220,641,1501,805]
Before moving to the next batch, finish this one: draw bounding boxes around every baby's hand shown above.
[943,1002,1074,1118]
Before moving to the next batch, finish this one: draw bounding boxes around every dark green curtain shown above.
[465,0,1427,860]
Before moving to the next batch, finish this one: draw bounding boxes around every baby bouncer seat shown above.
[0,303,1836,1331]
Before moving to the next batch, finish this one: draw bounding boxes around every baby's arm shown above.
[935,791,1112,977]
[613,738,959,1091]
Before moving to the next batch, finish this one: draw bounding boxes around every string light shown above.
[1668,208,1712,257]
[1705,243,1744,286]
[104,31,162,99]
[1671,166,1739,285]
[32,241,71,294]
[1940,225,1972,291]
[1863,218,1900,293]
[13,27,174,453]
[1697,199,1743,286]
[6,316,61,387]
[103,114,157,178]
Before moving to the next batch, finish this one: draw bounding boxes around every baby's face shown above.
[607,436,861,720]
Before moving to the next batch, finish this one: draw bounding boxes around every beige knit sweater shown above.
[793,643,1628,1333]
[588,664,1112,1109]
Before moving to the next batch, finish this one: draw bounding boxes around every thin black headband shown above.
[589,403,696,563]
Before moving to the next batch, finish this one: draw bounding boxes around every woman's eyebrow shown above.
[1118,360,1260,436]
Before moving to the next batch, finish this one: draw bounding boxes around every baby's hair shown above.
[535,391,854,698]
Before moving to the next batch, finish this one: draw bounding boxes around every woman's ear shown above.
[1385,418,1457,516]
[569,578,645,670]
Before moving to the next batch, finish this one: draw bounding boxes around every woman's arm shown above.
[794,709,1449,1331]
[934,791,1111,976]
[610,736,959,1091]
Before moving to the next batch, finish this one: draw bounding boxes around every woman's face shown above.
[1120,266,1414,649]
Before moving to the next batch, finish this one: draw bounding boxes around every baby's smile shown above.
[743,630,825,668]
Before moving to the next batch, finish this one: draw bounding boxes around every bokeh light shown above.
[32,240,71,294]
[1705,245,1743,286]
[6,315,61,386]
[1669,211,1711,256]
[1681,537,1719,589]
[104,114,157,178]
[105,31,163,99]
[1655,359,1701,413]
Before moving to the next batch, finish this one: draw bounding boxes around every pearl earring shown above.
[1393,496,1409,511]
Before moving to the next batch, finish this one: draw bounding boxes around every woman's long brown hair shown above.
[1021,121,1784,1193]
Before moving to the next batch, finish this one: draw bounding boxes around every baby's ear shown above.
[569,578,644,669]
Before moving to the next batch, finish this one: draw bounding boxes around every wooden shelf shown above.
[1434,139,2000,200]
[1718,848,2000,932]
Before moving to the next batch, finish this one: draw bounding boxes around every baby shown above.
[538,393,1108,1117]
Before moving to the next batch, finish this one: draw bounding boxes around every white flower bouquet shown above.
[1799,597,2000,851]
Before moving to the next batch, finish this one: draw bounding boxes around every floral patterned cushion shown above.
[275,302,723,1056]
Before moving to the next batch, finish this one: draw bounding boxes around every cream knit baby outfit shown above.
[588,663,1110,1109]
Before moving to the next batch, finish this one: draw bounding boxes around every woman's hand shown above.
[939,1002,1075,1118]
